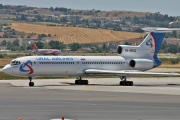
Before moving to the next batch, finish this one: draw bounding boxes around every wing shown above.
[84,69,180,76]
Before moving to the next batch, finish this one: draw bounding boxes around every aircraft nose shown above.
[2,64,13,75]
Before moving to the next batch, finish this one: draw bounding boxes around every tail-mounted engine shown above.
[117,45,140,57]
[117,45,123,54]
[129,59,155,70]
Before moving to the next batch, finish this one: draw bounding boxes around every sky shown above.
[1,0,180,16]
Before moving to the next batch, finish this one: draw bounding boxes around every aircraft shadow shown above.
[10,83,180,87]
[61,82,180,87]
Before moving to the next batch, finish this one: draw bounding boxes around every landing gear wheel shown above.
[28,76,35,87]
[82,80,85,84]
[119,81,133,86]
[130,81,133,86]
[75,79,89,85]
[119,81,123,85]
[85,80,88,85]
[29,82,34,87]
[75,80,80,84]
[126,81,130,86]
[122,81,126,86]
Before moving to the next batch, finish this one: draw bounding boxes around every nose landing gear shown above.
[28,77,34,87]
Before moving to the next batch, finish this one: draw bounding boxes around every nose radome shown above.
[2,64,12,75]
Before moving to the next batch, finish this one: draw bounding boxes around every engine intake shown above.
[129,60,136,68]
[117,46,123,54]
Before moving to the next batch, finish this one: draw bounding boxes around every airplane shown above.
[2,27,180,87]
[32,42,61,55]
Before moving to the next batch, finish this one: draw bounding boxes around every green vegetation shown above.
[161,41,180,54]
[68,43,81,51]
[160,57,180,64]
[0,53,31,59]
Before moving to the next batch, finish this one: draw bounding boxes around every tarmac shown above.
[0,77,180,120]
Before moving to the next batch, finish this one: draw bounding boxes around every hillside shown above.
[11,23,143,44]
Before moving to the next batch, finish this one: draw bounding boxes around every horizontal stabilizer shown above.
[142,27,180,33]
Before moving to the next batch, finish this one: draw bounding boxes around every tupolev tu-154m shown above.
[2,27,180,86]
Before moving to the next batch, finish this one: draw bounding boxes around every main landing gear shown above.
[119,76,133,86]
[28,77,34,87]
[75,76,89,85]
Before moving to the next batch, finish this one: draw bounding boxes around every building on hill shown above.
[29,36,38,41]
[29,36,38,43]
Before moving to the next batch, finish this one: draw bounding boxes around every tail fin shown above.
[139,32,165,53]
[139,32,165,66]
[118,28,180,67]
[32,42,38,50]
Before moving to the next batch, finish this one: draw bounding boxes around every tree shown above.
[55,7,59,11]
[50,7,54,11]
[12,39,20,46]
[124,42,131,45]
[46,40,66,49]
[161,41,168,53]
[0,4,3,9]
[36,15,42,21]
[172,31,177,38]
[7,41,11,47]
[43,43,51,49]
[2,40,6,46]
[102,44,107,50]
[10,47,16,51]
[60,17,68,23]
[21,14,27,21]
[69,43,81,51]
[48,34,51,37]
[168,44,178,54]
[59,42,66,49]
[33,11,38,14]
[38,34,47,39]
[35,41,44,49]
[49,40,60,49]
[26,44,33,50]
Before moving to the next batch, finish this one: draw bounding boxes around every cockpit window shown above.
[10,60,21,66]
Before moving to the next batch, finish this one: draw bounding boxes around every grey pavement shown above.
[0,78,180,120]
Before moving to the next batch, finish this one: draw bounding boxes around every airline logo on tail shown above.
[19,60,34,74]
[146,38,153,48]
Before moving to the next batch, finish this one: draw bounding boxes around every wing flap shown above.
[85,69,180,76]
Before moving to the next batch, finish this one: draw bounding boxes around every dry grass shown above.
[97,10,151,18]
[160,63,180,68]
[11,23,143,44]
[0,58,12,67]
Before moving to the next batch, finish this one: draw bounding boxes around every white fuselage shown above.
[3,56,140,77]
